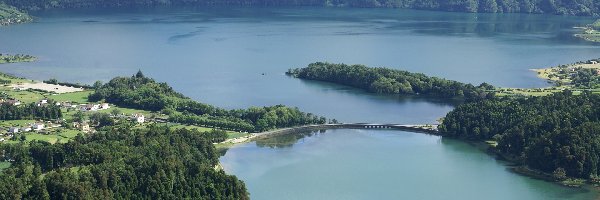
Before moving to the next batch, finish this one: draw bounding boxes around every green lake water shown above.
[221,129,597,199]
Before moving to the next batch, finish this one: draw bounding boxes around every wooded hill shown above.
[3,0,600,16]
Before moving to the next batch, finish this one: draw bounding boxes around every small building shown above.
[80,104,99,111]
[8,127,19,134]
[13,86,25,91]
[0,138,5,142]
[61,102,72,108]
[133,114,145,124]
[73,122,91,133]
[100,103,110,110]
[32,123,45,131]
[5,99,21,106]
[23,127,32,132]
[80,123,90,133]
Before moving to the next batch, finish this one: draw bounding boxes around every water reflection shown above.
[255,129,325,148]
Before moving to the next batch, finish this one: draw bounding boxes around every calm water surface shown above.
[1,7,599,199]
[1,7,599,122]
[220,129,597,200]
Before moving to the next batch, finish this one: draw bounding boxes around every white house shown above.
[5,99,21,106]
[100,103,110,110]
[133,114,145,123]
[8,127,19,134]
[80,104,100,111]
[32,123,45,131]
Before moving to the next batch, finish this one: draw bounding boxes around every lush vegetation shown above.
[0,3,31,26]
[288,62,494,101]
[4,0,600,16]
[0,124,249,199]
[43,78,93,89]
[534,58,600,88]
[0,101,62,120]
[440,91,600,180]
[0,54,35,64]
[89,71,327,132]
[591,19,600,30]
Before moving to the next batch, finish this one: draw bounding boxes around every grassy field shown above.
[3,129,83,145]
[0,120,36,128]
[0,161,10,172]
[167,123,246,138]
[47,90,93,103]
[0,87,46,104]
[0,72,30,84]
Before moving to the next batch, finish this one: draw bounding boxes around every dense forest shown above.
[288,62,494,101]
[571,68,600,88]
[439,91,600,180]
[3,0,600,16]
[89,71,327,132]
[0,101,62,120]
[0,124,249,199]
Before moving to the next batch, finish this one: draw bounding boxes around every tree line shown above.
[4,0,600,16]
[0,124,249,199]
[439,91,600,180]
[288,62,494,101]
[0,53,35,64]
[89,71,327,132]
[0,101,62,120]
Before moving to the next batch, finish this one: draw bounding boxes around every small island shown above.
[287,62,495,101]
[0,53,36,64]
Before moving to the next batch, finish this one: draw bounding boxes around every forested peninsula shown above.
[89,71,327,132]
[440,91,600,186]
[3,0,600,16]
[0,70,331,198]
[287,62,495,101]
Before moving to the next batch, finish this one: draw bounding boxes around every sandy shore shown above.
[11,82,84,93]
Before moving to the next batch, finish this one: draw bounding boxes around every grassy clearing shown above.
[0,120,36,128]
[0,162,10,172]
[0,87,46,104]
[495,88,562,97]
[227,132,249,139]
[58,129,82,138]
[96,106,152,116]
[0,73,30,84]
[166,123,247,139]
[47,90,93,103]
[4,130,82,145]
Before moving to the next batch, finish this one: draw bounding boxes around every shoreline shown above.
[216,123,440,148]
[220,123,600,193]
